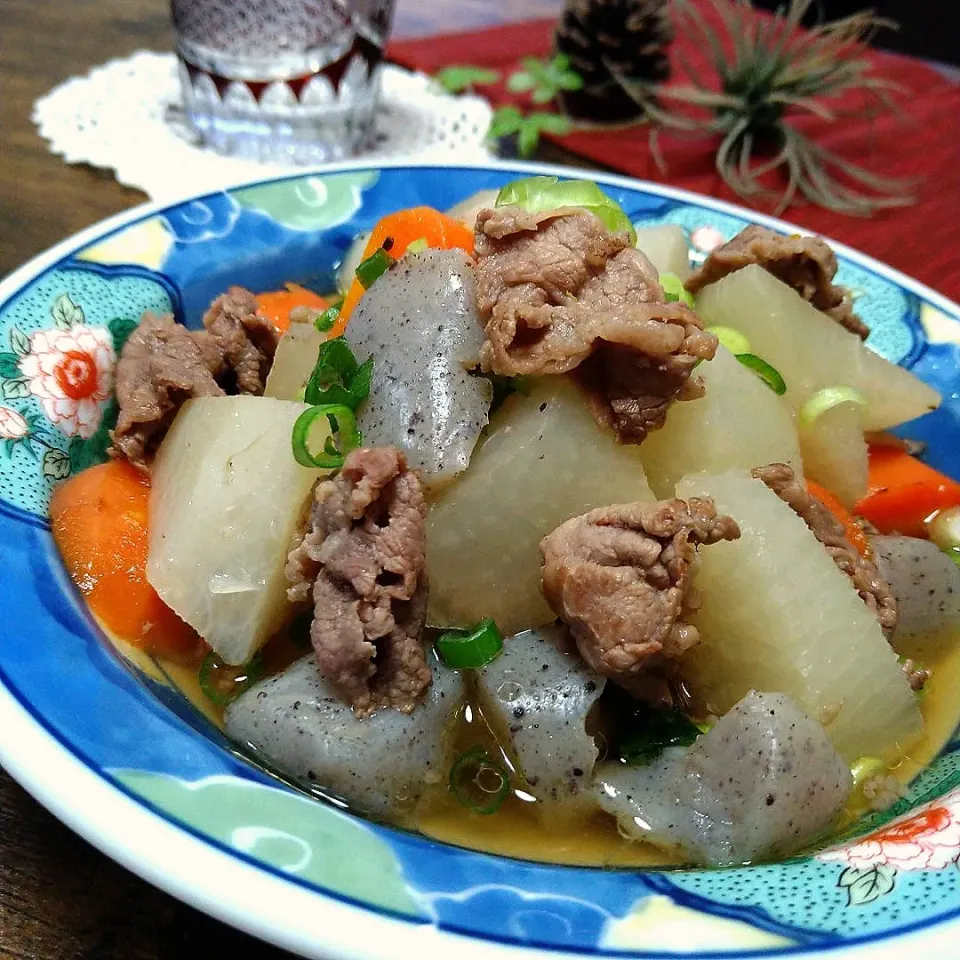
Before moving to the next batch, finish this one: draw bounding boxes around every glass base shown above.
[176,53,382,164]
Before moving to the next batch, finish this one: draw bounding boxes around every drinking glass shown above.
[171,0,396,163]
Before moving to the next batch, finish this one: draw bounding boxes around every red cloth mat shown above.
[389,19,960,304]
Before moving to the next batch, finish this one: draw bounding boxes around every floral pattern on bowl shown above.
[0,162,959,960]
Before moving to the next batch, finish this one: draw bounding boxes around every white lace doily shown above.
[33,51,495,202]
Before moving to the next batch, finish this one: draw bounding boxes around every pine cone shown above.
[555,0,673,123]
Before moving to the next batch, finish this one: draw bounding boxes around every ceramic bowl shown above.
[1,161,958,959]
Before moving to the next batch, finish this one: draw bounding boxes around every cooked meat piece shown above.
[474,206,717,442]
[752,463,898,633]
[201,286,279,394]
[577,304,714,442]
[686,225,869,339]
[540,498,740,697]
[110,312,225,471]
[900,657,930,692]
[285,446,432,717]
[111,286,280,471]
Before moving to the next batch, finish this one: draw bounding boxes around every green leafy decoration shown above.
[1,378,28,401]
[42,449,71,481]
[507,54,584,105]
[9,326,30,358]
[488,106,524,139]
[51,293,84,330]
[68,400,119,472]
[108,317,138,355]
[488,107,572,157]
[434,65,501,94]
[518,113,573,158]
[0,353,21,380]
[838,863,897,906]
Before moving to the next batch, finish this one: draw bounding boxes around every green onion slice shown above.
[304,337,373,410]
[449,747,511,815]
[199,651,263,706]
[799,386,867,428]
[435,618,504,669]
[355,246,393,289]
[406,237,429,254]
[705,324,752,356]
[291,404,361,469]
[660,272,694,307]
[314,300,342,333]
[736,353,787,395]
[495,175,637,243]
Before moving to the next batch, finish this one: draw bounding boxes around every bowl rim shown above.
[1,157,959,960]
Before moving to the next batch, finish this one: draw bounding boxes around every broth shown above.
[105,620,960,868]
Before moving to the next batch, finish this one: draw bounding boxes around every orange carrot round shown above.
[333,206,476,336]
[255,283,329,334]
[806,479,870,558]
[50,461,207,665]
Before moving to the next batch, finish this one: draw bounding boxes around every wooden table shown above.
[0,2,574,957]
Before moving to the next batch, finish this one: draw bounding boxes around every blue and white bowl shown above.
[1,161,958,959]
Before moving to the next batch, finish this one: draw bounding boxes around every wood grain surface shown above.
[0,2,566,957]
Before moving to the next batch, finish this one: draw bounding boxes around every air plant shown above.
[639,0,916,216]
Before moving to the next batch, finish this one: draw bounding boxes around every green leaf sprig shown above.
[434,66,501,94]
[506,54,584,104]
[436,54,582,159]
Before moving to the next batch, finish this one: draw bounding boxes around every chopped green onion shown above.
[355,246,393,289]
[799,386,867,429]
[435,618,504,669]
[406,237,429,254]
[705,324,752,356]
[736,353,787,395]
[487,373,532,412]
[314,300,342,332]
[199,651,263,706]
[449,746,511,814]
[616,703,704,766]
[495,176,637,244]
[304,337,372,410]
[291,404,361,469]
[850,755,885,788]
[660,273,694,307]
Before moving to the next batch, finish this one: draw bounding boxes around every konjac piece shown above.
[594,691,852,865]
[473,625,607,821]
[345,248,492,488]
[225,652,464,819]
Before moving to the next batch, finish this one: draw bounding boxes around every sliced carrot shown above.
[333,206,476,336]
[806,479,870,558]
[255,283,328,334]
[50,462,207,666]
[854,447,960,538]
